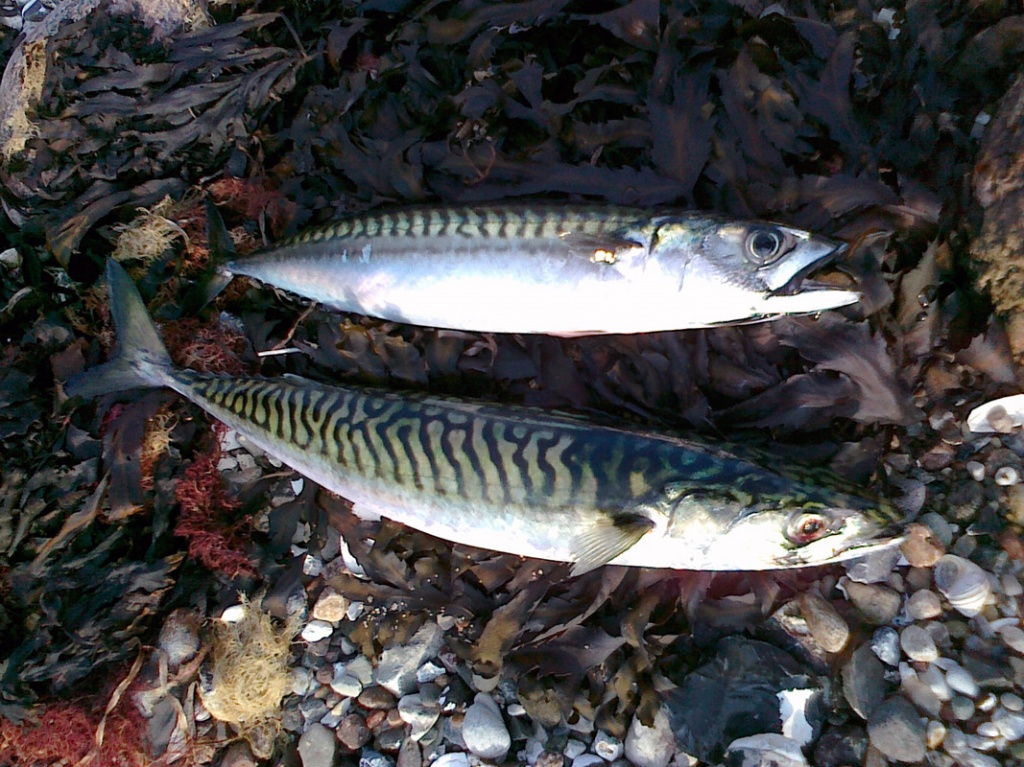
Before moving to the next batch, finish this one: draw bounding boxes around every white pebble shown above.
[908,590,943,620]
[944,664,980,698]
[330,674,363,698]
[967,461,986,481]
[978,692,999,712]
[300,619,334,643]
[993,709,1024,740]
[431,754,471,767]
[901,624,939,662]
[1002,693,1024,712]
[999,625,1024,654]
[918,664,952,701]
[995,466,1020,486]
[1001,574,1024,597]
[572,756,606,767]
[564,739,587,760]
[976,722,1001,738]
[220,604,247,623]
[593,731,624,761]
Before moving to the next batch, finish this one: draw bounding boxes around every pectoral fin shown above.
[570,513,655,576]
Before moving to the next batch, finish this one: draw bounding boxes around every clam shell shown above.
[933,554,992,617]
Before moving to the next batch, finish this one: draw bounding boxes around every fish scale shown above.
[220,203,862,335]
[67,261,903,572]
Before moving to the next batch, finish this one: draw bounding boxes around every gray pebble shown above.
[993,708,1024,740]
[397,738,421,767]
[871,627,901,666]
[900,625,939,662]
[844,581,902,625]
[345,655,375,685]
[845,548,903,585]
[919,512,955,547]
[397,693,441,742]
[330,674,363,698]
[917,664,951,701]
[842,644,887,720]
[907,590,943,621]
[1003,693,1024,711]
[416,661,445,684]
[572,755,605,767]
[867,696,926,763]
[723,734,809,767]
[463,692,511,761]
[564,739,587,760]
[594,730,624,761]
[298,723,337,767]
[975,722,1000,739]
[376,623,445,696]
[951,696,975,721]
[359,750,394,767]
[900,675,941,717]
[301,620,335,643]
[1000,625,1024,654]
[291,667,314,697]
[299,697,329,726]
[797,593,850,653]
[943,663,980,698]
[429,754,470,767]
[624,706,675,767]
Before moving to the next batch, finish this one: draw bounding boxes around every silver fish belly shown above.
[67,261,901,573]
[224,203,860,335]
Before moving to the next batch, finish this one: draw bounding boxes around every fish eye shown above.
[786,512,832,546]
[745,228,784,264]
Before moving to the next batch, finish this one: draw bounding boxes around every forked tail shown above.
[64,260,174,398]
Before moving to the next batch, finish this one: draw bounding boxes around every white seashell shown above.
[933,555,992,617]
[967,394,1024,433]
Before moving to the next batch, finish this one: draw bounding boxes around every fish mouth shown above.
[759,241,861,315]
[775,525,906,568]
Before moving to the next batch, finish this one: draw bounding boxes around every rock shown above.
[723,734,809,767]
[291,667,313,696]
[298,723,337,767]
[1000,625,1024,654]
[397,693,441,741]
[376,622,445,696]
[299,697,328,725]
[463,692,511,761]
[900,625,939,662]
[900,524,945,567]
[158,608,201,669]
[345,655,375,685]
[665,637,824,764]
[397,737,421,767]
[312,588,350,622]
[359,750,393,767]
[301,620,334,643]
[331,674,364,698]
[870,627,901,666]
[994,708,1024,740]
[624,706,675,767]
[358,685,396,710]
[843,581,901,625]
[844,547,902,584]
[842,644,887,720]
[906,590,943,620]
[593,730,624,761]
[429,755,470,767]
[337,713,371,751]
[866,696,927,763]
[942,662,980,698]
[572,755,605,767]
[796,593,849,653]
[951,696,975,721]
[812,725,868,767]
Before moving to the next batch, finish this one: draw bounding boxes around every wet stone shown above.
[397,693,441,741]
[376,622,445,697]
[867,696,927,763]
[1000,625,1024,654]
[331,674,364,698]
[463,693,511,761]
[844,581,902,625]
[797,593,849,653]
[298,723,337,767]
[843,644,888,720]
[312,588,350,622]
[919,512,955,548]
[901,524,945,568]
[951,696,975,721]
[900,624,939,662]
[337,713,372,751]
[301,620,335,643]
[917,664,951,701]
[534,751,565,767]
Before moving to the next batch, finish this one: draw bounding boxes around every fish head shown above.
[655,480,904,570]
[648,215,861,319]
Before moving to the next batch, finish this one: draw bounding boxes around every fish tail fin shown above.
[176,195,235,316]
[65,259,174,398]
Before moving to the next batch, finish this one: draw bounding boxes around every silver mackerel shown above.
[224,203,859,336]
[67,261,901,572]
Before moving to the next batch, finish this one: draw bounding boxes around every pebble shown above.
[312,589,350,622]
[976,721,1000,739]
[950,696,975,721]
[398,693,441,741]
[358,686,397,710]
[321,701,348,729]
[298,723,337,767]
[907,590,943,620]
[927,720,946,749]
[919,512,955,547]
[797,593,849,653]
[943,662,980,698]
[1004,692,1024,711]
[999,625,1024,653]
[866,696,927,763]
[359,750,393,767]
[429,755,470,767]
[572,756,605,767]
[845,547,902,584]
[901,624,939,662]
[995,466,1021,486]
[993,708,1024,740]
[345,656,375,685]
[723,734,809,767]
[463,693,511,761]
[301,620,335,643]
[416,661,446,684]
[376,623,445,696]
[397,739,421,767]
[300,697,329,725]
[624,707,675,767]
[336,714,371,751]
[564,740,587,760]
[871,627,901,666]
[901,523,946,567]
[966,460,986,482]
[593,730,624,761]
[331,674,364,698]
[291,667,313,697]
[917,664,952,701]
[158,608,201,669]
[843,581,902,625]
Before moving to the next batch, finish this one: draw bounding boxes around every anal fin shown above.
[570,513,655,576]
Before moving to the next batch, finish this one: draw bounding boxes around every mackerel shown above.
[68,261,901,572]
[222,203,859,336]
